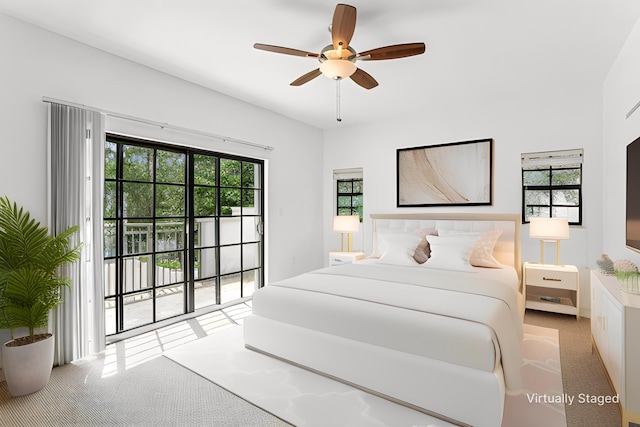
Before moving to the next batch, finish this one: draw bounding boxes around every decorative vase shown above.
[1,333,55,397]
[616,273,640,294]
[614,260,640,295]
[596,254,615,275]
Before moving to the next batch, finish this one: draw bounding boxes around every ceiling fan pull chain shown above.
[336,78,342,122]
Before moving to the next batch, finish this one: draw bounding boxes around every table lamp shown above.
[333,215,359,252]
[529,217,570,265]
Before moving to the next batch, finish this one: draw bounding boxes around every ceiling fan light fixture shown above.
[320,59,357,79]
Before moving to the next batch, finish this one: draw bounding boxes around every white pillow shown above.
[422,234,479,272]
[377,234,422,266]
[437,229,504,268]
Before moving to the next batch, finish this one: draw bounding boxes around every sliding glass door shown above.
[191,154,264,309]
[104,134,264,336]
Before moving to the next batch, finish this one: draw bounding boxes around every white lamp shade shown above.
[529,217,569,240]
[320,59,357,79]
[333,215,359,233]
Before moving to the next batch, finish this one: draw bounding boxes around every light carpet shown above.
[164,323,565,427]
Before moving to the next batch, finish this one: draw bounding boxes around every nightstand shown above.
[329,251,365,266]
[523,262,580,319]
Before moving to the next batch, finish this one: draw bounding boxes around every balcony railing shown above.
[104,214,260,297]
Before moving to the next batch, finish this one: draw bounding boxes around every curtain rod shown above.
[42,96,274,151]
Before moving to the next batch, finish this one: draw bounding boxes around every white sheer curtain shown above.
[48,103,105,365]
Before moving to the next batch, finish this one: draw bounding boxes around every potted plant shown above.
[0,196,82,396]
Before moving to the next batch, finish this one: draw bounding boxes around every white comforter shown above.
[265,261,524,391]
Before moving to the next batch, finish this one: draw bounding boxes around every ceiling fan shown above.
[254,3,426,120]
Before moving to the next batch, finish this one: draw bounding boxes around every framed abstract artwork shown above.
[397,138,493,207]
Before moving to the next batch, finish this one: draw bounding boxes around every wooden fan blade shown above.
[358,43,426,61]
[254,43,318,58]
[332,4,357,50]
[350,68,378,90]
[290,69,323,86]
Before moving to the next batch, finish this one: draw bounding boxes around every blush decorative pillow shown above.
[422,234,479,272]
[437,229,504,268]
[412,227,438,264]
[469,229,503,268]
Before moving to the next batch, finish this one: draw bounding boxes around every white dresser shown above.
[591,270,640,426]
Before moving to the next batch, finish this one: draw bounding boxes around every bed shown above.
[244,213,524,427]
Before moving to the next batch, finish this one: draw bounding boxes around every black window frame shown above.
[522,164,582,225]
[104,133,264,337]
[336,178,363,222]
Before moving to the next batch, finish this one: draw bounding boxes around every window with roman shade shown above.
[334,168,363,222]
[521,148,583,225]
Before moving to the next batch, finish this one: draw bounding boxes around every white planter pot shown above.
[1,333,55,397]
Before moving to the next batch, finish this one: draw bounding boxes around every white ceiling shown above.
[1,0,640,130]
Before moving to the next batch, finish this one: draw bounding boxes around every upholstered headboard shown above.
[370,213,522,281]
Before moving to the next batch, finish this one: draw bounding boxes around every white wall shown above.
[323,87,604,317]
[0,13,324,347]
[603,17,640,265]
[3,6,636,353]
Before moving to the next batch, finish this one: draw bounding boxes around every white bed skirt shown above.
[245,315,506,427]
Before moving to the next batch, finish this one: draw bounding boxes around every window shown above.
[104,134,264,336]
[521,149,583,224]
[335,168,363,221]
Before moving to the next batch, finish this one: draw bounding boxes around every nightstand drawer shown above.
[526,268,577,290]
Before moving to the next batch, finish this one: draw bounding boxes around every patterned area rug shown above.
[164,324,565,427]
[503,324,566,426]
